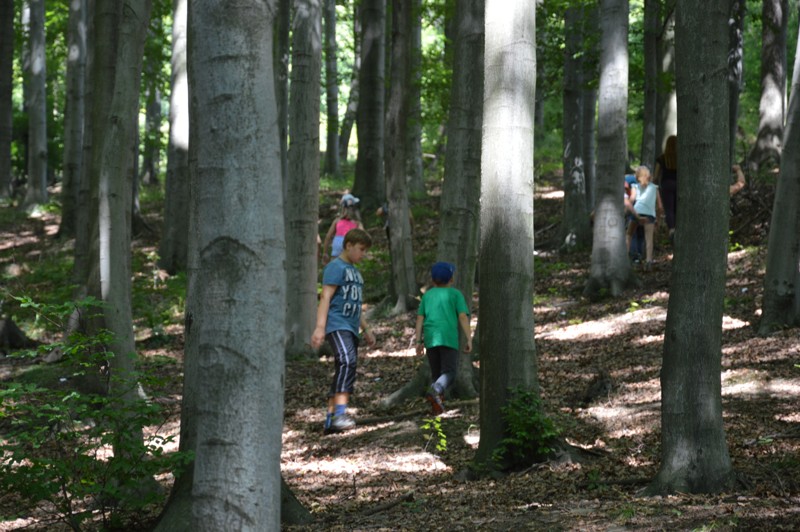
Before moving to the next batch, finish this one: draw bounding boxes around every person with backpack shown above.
[321,193,364,265]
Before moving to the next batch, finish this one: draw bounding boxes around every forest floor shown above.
[1,177,799,531]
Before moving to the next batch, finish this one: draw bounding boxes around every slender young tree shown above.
[583,0,633,299]
[560,5,591,252]
[352,0,386,209]
[405,0,425,196]
[323,0,339,175]
[640,0,658,170]
[646,0,736,495]
[275,0,290,189]
[385,0,416,313]
[748,0,788,171]
[339,4,361,162]
[158,0,189,274]
[286,0,322,355]
[656,5,677,155]
[728,0,745,165]
[23,0,47,208]
[758,14,800,335]
[185,1,285,528]
[0,0,15,198]
[475,0,538,465]
[59,0,87,237]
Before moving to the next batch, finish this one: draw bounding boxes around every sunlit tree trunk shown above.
[323,0,339,175]
[385,0,416,313]
[583,0,632,299]
[759,14,800,335]
[158,0,189,274]
[0,0,15,198]
[748,0,787,171]
[23,0,47,208]
[560,5,591,252]
[438,0,483,398]
[352,0,385,210]
[186,2,285,529]
[475,0,538,465]
[59,0,87,237]
[647,0,736,495]
[286,0,322,355]
[581,4,598,218]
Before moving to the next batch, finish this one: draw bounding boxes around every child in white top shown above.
[626,166,664,270]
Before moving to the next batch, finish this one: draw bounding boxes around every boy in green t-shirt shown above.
[415,262,472,415]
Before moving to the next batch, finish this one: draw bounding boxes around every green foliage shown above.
[0,298,191,530]
[421,416,447,453]
[492,388,560,469]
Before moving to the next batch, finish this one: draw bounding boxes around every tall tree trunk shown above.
[583,0,633,300]
[758,14,800,335]
[85,0,153,481]
[656,5,677,156]
[323,0,339,175]
[0,0,15,198]
[385,0,416,313]
[275,0,290,192]
[158,0,189,274]
[339,6,361,163]
[73,0,101,290]
[437,0,483,399]
[140,81,162,185]
[646,0,736,495]
[728,0,745,165]
[640,0,658,170]
[560,5,591,252]
[59,0,87,238]
[286,0,322,356]
[475,0,538,465]
[748,0,788,171]
[405,0,424,196]
[580,4,598,213]
[352,0,386,210]
[185,2,284,529]
[23,0,47,208]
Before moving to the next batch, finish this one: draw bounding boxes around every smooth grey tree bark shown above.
[580,3,598,217]
[158,0,189,274]
[286,0,322,356]
[186,2,285,529]
[59,0,87,237]
[23,0,47,208]
[475,0,538,465]
[385,0,416,313]
[139,80,162,185]
[646,0,736,495]
[758,14,800,336]
[0,0,15,198]
[583,0,633,300]
[640,0,658,170]
[560,5,591,252]
[352,0,386,210]
[748,0,788,171]
[323,0,339,175]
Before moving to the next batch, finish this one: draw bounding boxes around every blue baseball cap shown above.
[340,193,360,207]
[431,262,455,283]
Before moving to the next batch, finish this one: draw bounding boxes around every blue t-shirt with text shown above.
[322,258,364,335]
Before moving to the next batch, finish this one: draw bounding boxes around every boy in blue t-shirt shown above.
[415,262,472,415]
[311,228,376,434]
